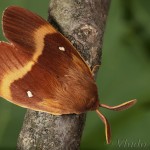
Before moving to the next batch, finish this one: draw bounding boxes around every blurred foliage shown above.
[0,0,150,149]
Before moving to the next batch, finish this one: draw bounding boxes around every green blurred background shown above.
[0,0,150,149]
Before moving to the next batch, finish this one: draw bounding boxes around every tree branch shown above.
[17,0,110,149]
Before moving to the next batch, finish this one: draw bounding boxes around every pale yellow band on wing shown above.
[0,25,56,100]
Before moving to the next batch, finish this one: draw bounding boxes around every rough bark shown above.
[17,0,110,149]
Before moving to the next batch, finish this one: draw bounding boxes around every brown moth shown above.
[0,6,137,144]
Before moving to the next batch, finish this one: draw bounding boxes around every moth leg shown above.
[96,109,111,144]
[100,99,137,111]
[91,65,100,75]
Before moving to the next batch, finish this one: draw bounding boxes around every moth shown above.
[0,6,137,144]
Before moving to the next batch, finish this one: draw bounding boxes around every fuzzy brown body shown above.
[0,6,99,115]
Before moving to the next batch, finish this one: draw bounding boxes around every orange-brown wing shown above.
[0,6,99,115]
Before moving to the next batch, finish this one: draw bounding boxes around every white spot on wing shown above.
[59,46,65,51]
[27,91,33,98]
